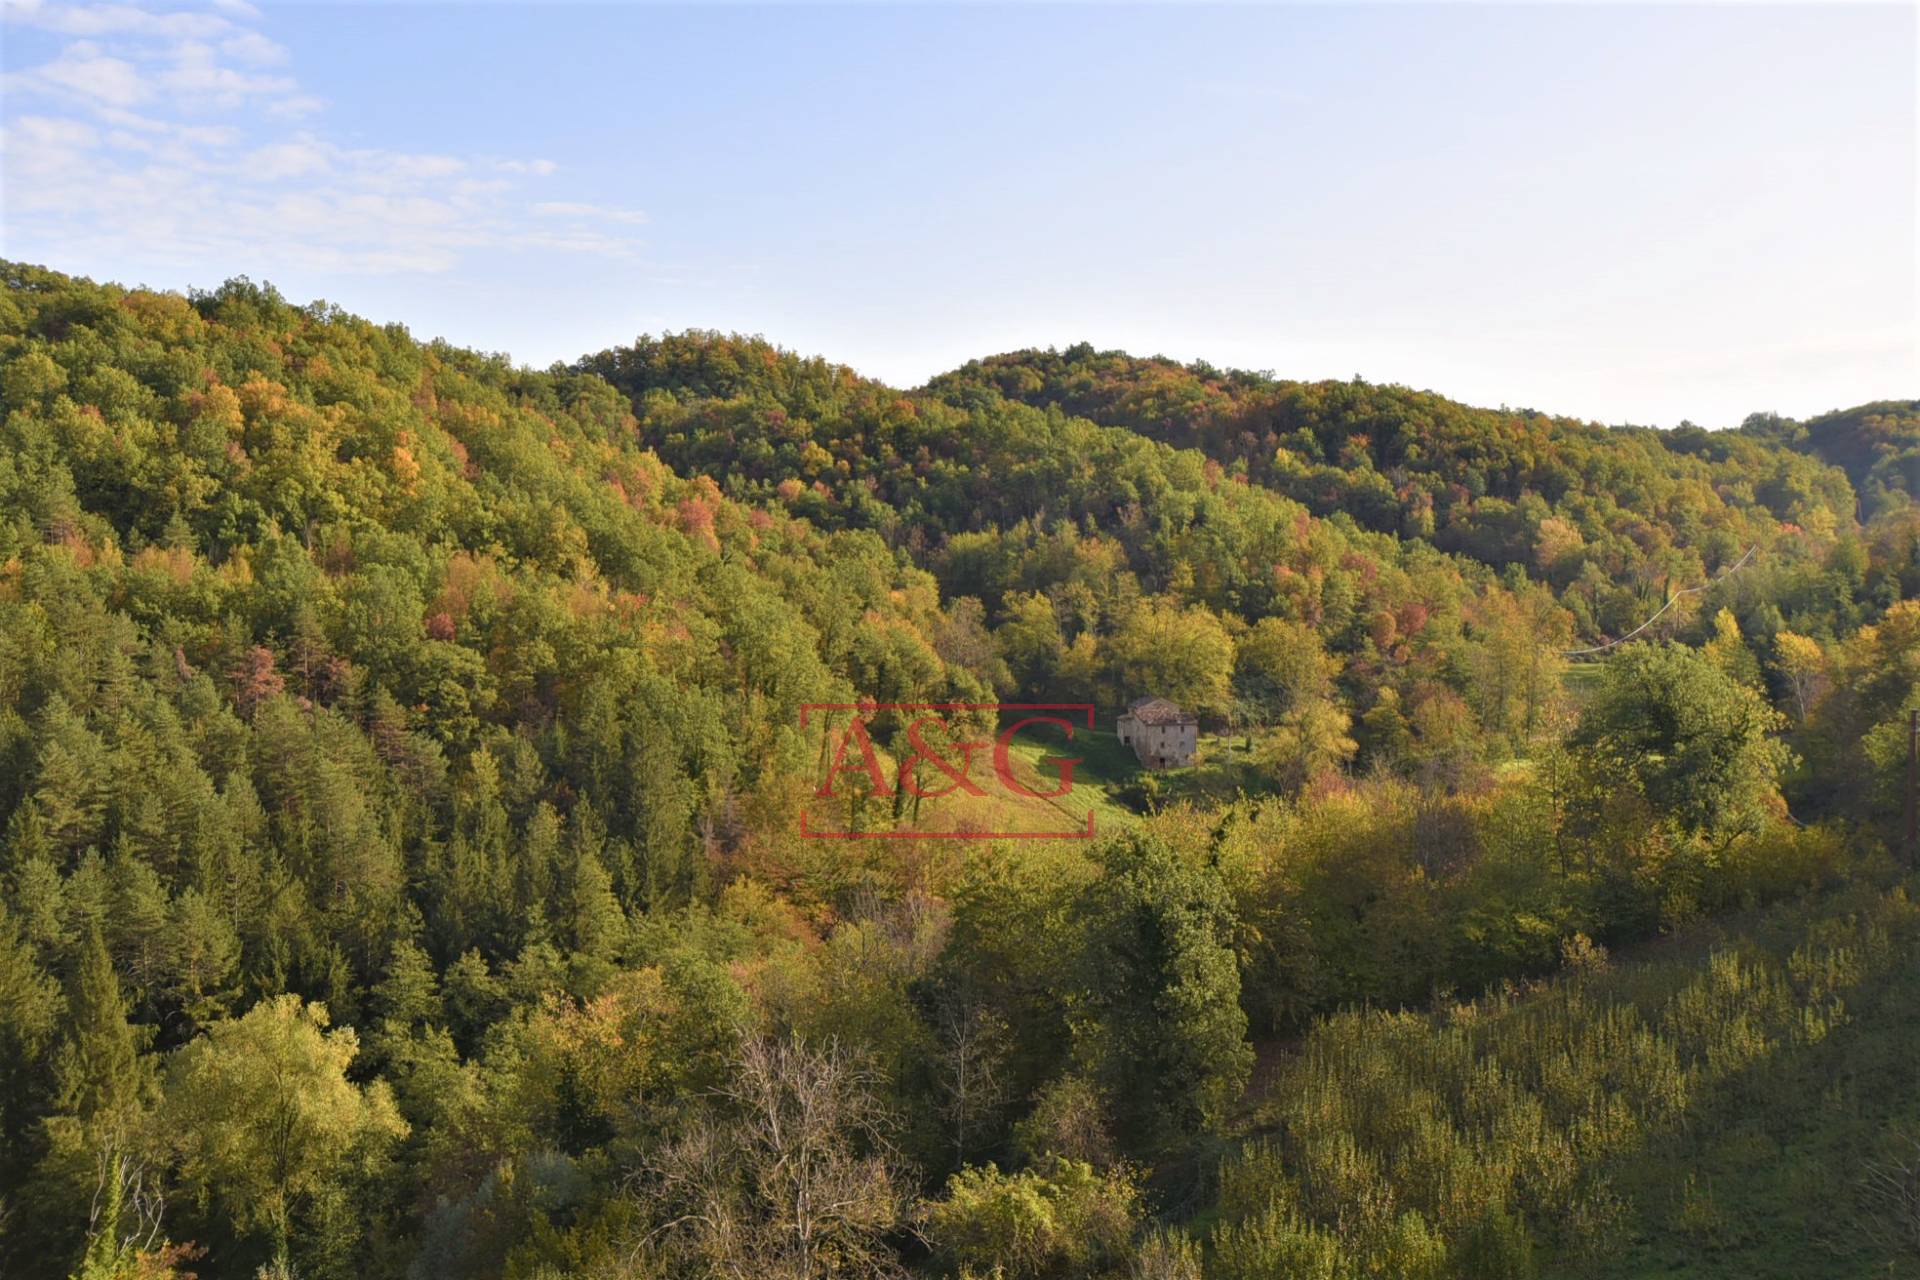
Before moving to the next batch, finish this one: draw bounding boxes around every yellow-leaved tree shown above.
[162,996,406,1273]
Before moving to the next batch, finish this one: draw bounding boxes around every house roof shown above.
[1123,696,1197,726]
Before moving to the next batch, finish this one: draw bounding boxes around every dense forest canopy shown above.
[1741,398,1920,520]
[1,262,1917,1280]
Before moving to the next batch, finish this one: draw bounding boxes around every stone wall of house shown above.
[1131,721,1196,767]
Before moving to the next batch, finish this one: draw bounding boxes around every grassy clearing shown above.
[983,721,1142,835]
[1562,659,1608,704]
[803,712,1144,839]
[875,716,1278,837]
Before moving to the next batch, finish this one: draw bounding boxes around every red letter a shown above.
[817,717,894,798]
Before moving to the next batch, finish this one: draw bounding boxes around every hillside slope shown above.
[1,263,1915,1280]
[926,346,1866,631]
[1745,398,1920,520]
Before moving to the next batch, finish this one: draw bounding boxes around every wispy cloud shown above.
[5,0,232,40]
[534,201,650,226]
[0,0,649,275]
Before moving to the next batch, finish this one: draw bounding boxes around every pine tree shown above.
[50,929,151,1129]
[0,903,61,1183]
[1074,832,1252,1155]
[563,839,627,964]
[372,936,442,1033]
[33,929,158,1275]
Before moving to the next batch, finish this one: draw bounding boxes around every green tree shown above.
[26,926,162,1274]
[1104,598,1235,719]
[919,1157,1140,1278]
[995,591,1067,699]
[1075,832,1251,1154]
[1771,630,1827,723]
[1255,697,1358,792]
[162,995,406,1269]
[49,929,153,1141]
[1702,607,1763,689]
[1570,642,1789,842]
[1234,616,1336,725]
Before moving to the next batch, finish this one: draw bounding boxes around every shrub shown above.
[921,1157,1140,1278]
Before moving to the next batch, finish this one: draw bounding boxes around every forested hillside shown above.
[1742,399,1920,520]
[924,346,1866,631]
[2,263,1917,1280]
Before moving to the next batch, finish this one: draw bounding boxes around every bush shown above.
[1453,1204,1535,1280]
[921,1157,1140,1278]
[1210,1206,1352,1280]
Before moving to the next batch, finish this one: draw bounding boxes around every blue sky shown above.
[2,1,1913,426]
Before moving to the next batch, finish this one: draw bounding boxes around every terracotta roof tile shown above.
[1124,697,1197,726]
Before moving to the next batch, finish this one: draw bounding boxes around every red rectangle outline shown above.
[799,702,1096,839]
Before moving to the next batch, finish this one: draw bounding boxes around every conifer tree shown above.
[1075,832,1251,1155]
[34,929,158,1276]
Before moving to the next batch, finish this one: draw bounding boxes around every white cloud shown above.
[12,40,152,107]
[0,1,646,275]
[3,0,230,39]
[264,93,324,119]
[219,29,284,65]
[368,151,467,182]
[155,39,296,107]
[249,138,328,179]
[4,113,101,150]
[533,200,650,226]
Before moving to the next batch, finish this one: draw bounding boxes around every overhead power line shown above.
[1561,544,1758,658]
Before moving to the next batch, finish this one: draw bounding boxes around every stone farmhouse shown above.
[1116,696,1199,769]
